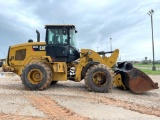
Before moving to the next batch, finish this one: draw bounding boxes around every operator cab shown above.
[45,25,80,62]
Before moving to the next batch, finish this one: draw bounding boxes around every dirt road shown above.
[0,69,159,119]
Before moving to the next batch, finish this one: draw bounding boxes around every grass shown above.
[134,63,160,67]
[138,68,160,75]
[133,63,160,75]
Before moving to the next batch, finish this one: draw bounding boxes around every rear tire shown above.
[21,61,52,90]
[84,64,113,93]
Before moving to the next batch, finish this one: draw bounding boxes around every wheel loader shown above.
[2,25,158,93]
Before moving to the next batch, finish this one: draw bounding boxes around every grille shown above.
[15,49,26,60]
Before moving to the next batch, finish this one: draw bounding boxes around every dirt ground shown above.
[0,68,159,120]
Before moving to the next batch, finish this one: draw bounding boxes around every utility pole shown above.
[148,9,156,71]
[3,53,5,59]
[110,37,112,51]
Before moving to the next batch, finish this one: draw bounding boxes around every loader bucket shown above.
[122,68,159,93]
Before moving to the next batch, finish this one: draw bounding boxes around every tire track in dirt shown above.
[26,95,89,120]
[97,96,160,117]
[0,113,43,120]
[51,93,160,117]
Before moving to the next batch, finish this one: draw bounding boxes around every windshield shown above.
[47,29,68,45]
[47,28,77,48]
[70,29,77,48]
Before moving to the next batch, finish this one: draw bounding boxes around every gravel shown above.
[0,67,159,120]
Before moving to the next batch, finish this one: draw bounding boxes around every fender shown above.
[81,61,99,79]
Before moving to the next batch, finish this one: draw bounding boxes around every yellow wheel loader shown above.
[2,25,158,93]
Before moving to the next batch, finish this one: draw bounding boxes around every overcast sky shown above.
[0,0,160,61]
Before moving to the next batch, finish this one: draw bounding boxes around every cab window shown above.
[48,29,68,45]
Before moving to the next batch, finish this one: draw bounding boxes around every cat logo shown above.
[39,46,46,50]
[32,46,46,51]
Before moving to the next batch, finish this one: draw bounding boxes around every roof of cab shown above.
[45,24,75,27]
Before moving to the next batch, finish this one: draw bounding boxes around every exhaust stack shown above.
[36,30,40,42]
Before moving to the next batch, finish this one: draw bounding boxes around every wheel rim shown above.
[28,69,43,84]
[92,71,107,87]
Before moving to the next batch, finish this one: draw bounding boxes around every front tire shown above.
[21,61,52,90]
[84,64,113,93]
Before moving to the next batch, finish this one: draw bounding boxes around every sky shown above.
[0,0,160,61]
